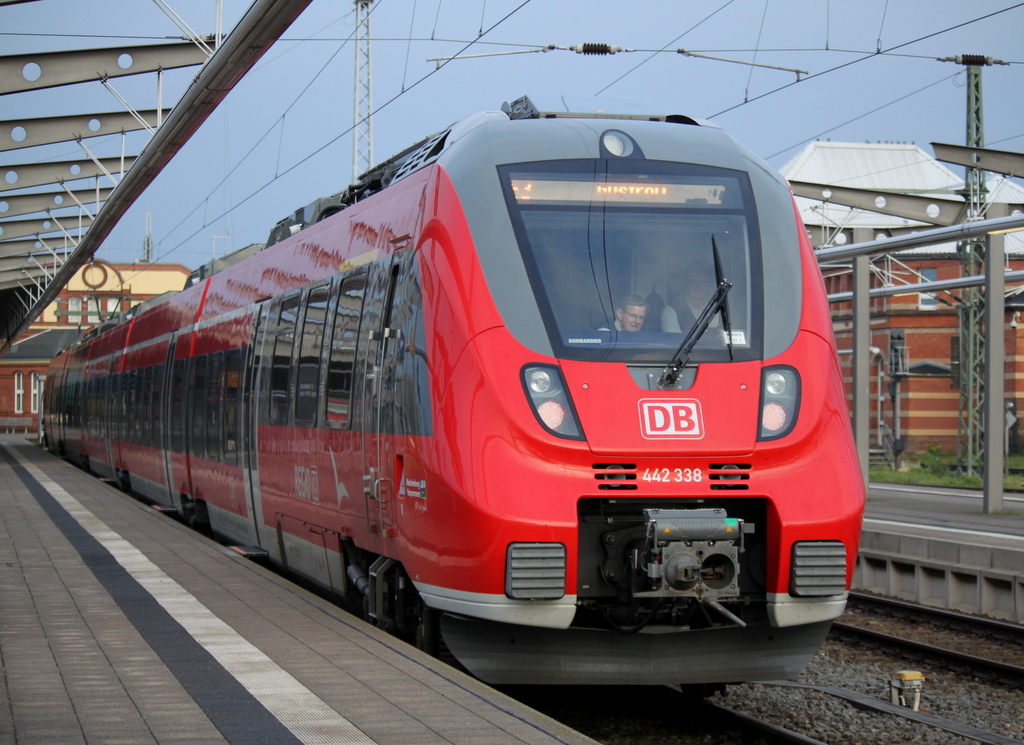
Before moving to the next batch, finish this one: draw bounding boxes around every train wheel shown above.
[415,605,440,656]
[188,499,211,536]
[679,683,726,699]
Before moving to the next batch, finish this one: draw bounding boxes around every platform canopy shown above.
[0,0,312,356]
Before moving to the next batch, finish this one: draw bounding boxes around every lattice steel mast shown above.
[946,55,1000,474]
[352,0,374,183]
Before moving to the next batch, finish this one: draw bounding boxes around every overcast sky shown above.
[2,0,1022,273]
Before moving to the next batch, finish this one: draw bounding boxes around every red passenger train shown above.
[43,96,864,686]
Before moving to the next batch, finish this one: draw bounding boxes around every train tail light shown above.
[757,365,800,441]
[521,364,585,440]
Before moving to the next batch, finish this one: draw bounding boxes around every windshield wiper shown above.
[658,236,734,388]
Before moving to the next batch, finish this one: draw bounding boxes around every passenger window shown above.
[294,284,330,427]
[222,349,243,467]
[206,352,224,463]
[150,364,164,450]
[128,369,140,444]
[325,273,366,428]
[270,294,300,425]
[189,355,208,460]
[109,374,121,440]
[138,368,150,447]
[170,357,187,453]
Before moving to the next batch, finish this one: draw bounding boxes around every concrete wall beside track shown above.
[854,521,1024,623]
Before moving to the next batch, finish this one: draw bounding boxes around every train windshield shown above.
[500,159,762,363]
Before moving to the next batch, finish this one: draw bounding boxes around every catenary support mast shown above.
[353,0,374,183]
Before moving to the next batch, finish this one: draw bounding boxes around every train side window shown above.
[109,373,121,441]
[138,368,149,447]
[270,293,300,425]
[150,364,164,450]
[206,352,224,463]
[223,349,243,467]
[84,376,94,435]
[295,283,329,427]
[326,272,366,429]
[170,357,187,453]
[189,355,208,460]
[128,370,140,444]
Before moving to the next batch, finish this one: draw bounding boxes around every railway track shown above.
[833,591,1024,686]
[690,695,830,744]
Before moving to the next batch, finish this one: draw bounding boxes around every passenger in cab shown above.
[662,262,716,334]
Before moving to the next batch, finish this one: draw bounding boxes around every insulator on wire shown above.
[938,54,1008,66]
[573,43,623,55]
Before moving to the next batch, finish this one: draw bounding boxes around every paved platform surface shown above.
[867,482,1024,539]
[0,436,597,745]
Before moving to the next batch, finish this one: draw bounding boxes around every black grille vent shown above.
[506,543,566,599]
[790,541,847,597]
[389,130,449,183]
[708,463,751,490]
[593,464,637,491]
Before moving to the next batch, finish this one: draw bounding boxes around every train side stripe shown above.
[0,445,376,745]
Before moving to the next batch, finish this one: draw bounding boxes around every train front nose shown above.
[557,360,760,457]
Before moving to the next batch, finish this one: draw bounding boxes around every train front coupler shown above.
[634,507,752,626]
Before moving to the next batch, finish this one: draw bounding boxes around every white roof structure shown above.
[779,141,1024,254]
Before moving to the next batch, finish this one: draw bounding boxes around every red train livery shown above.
[44,96,864,685]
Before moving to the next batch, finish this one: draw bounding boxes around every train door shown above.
[163,332,191,513]
[241,303,269,546]
[360,256,402,538]
[104,353,123,480]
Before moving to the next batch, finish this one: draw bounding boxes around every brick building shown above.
[0,259,191,431]
[34,259,191,331]
[781,142,1024,458]
[0,328,80,433]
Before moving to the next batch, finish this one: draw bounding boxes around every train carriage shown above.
[44,96,864,686]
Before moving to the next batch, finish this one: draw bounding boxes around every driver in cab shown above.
[613,294,647,332]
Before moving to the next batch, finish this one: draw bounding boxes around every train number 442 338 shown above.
[641,467,703,483]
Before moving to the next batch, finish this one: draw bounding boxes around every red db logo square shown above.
[639,399,704,439]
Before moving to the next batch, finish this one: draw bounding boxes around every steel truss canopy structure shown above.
[0,0,313,356]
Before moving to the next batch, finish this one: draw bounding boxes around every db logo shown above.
[639,399,704,439]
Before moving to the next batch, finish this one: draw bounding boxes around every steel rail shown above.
[830,622,1024,685]
[0,0,313,355]
[761,681,1022,745]
[692,697,829,745]
[847,591,1024,643]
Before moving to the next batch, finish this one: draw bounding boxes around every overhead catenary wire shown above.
[595,0,740,95]
[766,71,961,160]
[745,0,771,101]
[708,2,1024,119]
[145,0,536,269]
[427,42,807,80]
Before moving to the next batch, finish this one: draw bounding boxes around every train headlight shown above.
[758,365,800,441]
[765,371,787,396]
[601,130,634,158]
[600,129,643,159]
[527,368,554,394]
[521,364,585,440]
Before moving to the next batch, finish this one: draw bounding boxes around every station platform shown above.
[858,482,1024,623]
[866,482,1024,537]
[0,435,597,745]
